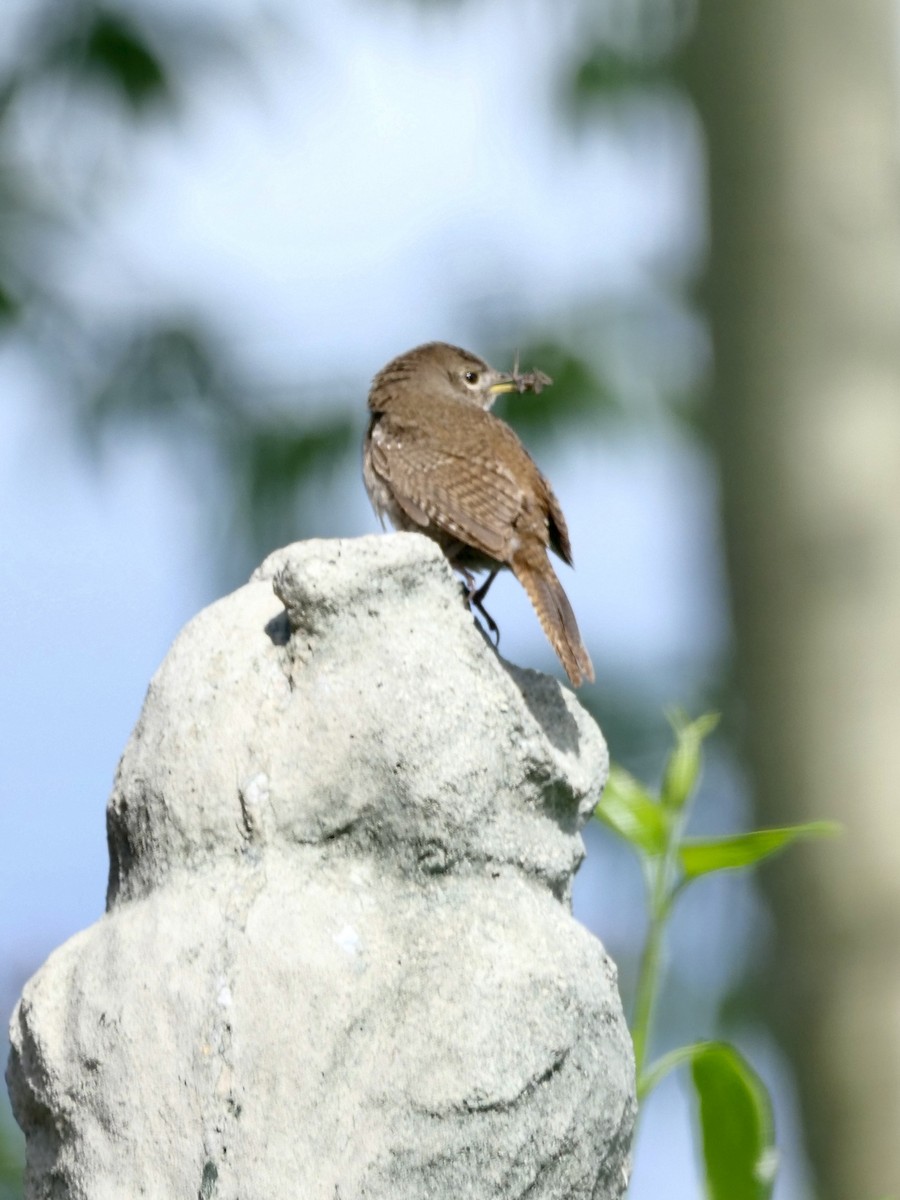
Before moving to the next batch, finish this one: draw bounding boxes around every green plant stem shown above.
[631,892,667,1086]
[631,807,688,1097]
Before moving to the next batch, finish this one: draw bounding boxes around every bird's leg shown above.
[460,568,500,646]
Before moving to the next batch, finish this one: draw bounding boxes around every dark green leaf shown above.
[0,277,20,323]
[679,822,840,882]
[569,49,664,101]
[80,11,169,110]
[691,1042,777,1200]
[34,7,171,112]
[594,765,667,856]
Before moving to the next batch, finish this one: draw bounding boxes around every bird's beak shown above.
[488,373,517,395]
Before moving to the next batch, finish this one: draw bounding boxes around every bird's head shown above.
[369,341,535,412]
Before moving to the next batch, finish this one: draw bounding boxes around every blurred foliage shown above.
[556,0,696,121]
[563,48,674,120]
[6,0,244,114]
[0,1114,23,1200]
[80,318,360,577]
[0,1,353,578]
[490,339,618,437]
[0,2,230,318]
[0,0,705,580]
[44,8,171,112]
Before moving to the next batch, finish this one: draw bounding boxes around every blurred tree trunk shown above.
[689,1,900,1195]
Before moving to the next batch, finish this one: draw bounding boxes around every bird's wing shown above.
[368,410,543,561]
[545,486,573,566]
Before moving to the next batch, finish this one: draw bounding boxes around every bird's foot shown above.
[460,569,500,647]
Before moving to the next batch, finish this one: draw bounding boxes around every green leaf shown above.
[691,1042,777,1200]
[640,1040,778,1199]
[661,709,719,812]
[594,765,667,856]
[679,822,840,882]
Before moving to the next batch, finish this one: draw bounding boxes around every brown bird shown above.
[363,341,594,687]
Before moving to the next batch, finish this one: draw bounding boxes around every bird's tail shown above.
[512,555,595,688]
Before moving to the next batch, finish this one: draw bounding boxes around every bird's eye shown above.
[463,370,480,385]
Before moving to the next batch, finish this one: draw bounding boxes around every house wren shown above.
[363,341,594,687]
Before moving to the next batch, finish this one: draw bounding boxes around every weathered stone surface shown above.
[7,534,635,1199]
